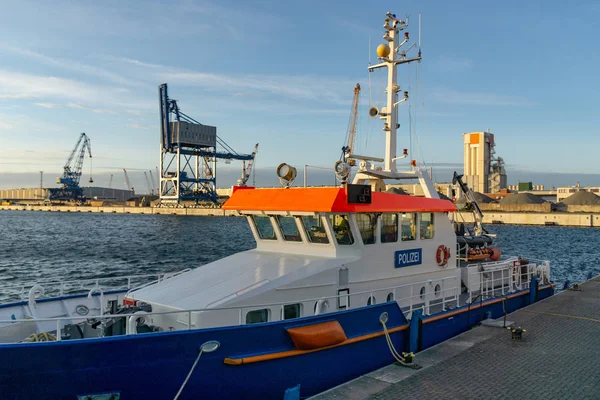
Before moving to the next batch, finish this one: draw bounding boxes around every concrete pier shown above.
[0,205,239,216]
[3,205,600,227]
[313,276,600,399]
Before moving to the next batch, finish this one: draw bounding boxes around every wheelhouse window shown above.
[381,213,398,243]
[401,213,416,241]
[420,213,434,239]
[355,213,377,245]
[330,214,354,245]
[300,215,329,244]
[246,309,270,324]
[283,304,301,320]
[276,216,302,242]
[252,215,276,240]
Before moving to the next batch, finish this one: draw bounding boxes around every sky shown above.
[1,0,599,191]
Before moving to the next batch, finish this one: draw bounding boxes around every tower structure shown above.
[463,132,507,194]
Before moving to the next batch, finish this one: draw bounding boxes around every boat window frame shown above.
[245,308,271,324]
[275,215,303,243]
[400,212,417,241]
[299,214,330,244]
[282,303,302,320]
[420,212,435,240]
[381,213,399,243]
[251,214,277,241]
[329,214,355,246]
[355,213,378,245]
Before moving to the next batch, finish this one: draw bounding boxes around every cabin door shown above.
[337,267,350,310]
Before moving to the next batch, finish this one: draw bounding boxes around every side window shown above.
[246,309,270,324]
[420,213,434,239]
[330,215,354,245]
[282,304,301,320]
[381,213,398,243]
[401,213,416,241]
[301,215,329,244]
[355,213,377,245]
[277,216,302,242]
[252,215,276,240]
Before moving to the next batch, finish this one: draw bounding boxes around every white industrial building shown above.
[463,132,507,193]
[0,187,134,203]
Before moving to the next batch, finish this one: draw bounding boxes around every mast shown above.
[346,12,438,197]
[369,13,419,173]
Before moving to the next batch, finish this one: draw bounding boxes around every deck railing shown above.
[466,258,550,303]
[0,269,191,303]
[0,275,462,343]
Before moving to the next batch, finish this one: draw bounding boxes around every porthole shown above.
[367,295,376,306]
[420,286,426,300]
[434,284,441,298]
[387,293,394,302]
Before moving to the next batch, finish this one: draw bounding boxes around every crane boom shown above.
[341,84,360,165]
[237,143,259,186]
[148,170,157,193]
[123,169,133,192]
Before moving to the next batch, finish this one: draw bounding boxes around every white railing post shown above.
[441,279,446,311]
[409,285,414,314]
[239,308,243,325]
[56,319,61,341]
[187,311,192,330]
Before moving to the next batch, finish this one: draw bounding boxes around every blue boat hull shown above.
[0,285,553,399]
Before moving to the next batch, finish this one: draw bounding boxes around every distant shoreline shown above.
[2,205,600,227]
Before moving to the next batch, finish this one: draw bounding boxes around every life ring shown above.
[436,245,449,267]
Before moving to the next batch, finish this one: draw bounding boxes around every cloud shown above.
[431,89,535,106]
[0,122,12,129]
[126,123,154,130]
[0,45,140,87]
[34,103,60,109]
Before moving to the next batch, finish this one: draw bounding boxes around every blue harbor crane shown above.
[158,83,255,206]
[47,133,93,203]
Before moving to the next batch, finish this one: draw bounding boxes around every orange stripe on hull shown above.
[223,324,409,365]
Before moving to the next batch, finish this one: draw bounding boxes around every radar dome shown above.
[376,43,391,58]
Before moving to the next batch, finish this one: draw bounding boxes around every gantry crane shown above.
[341,83,361,166]
[143,172,153,195]
[237,143,259,186]
[47,133,93,203]
[158,83,255,206]
[123,169,133,193]
[148,170,157,195]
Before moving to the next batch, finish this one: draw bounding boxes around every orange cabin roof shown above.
[222,187,456,213]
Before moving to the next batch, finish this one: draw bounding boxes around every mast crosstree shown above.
[344,12,438,198]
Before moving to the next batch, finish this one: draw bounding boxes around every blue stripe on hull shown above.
[0,287,554,399]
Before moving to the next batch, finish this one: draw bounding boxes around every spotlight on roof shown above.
[276,163,297,188]
[334,160,351,184]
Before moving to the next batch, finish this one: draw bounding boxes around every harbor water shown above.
[0,211,597,302]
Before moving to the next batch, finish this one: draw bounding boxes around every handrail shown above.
[0,275,461,326]
[1,270,192,302]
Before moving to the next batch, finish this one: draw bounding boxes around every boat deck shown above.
[312,276,600,400]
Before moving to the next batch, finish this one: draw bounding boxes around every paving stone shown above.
[313,278,600,400]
